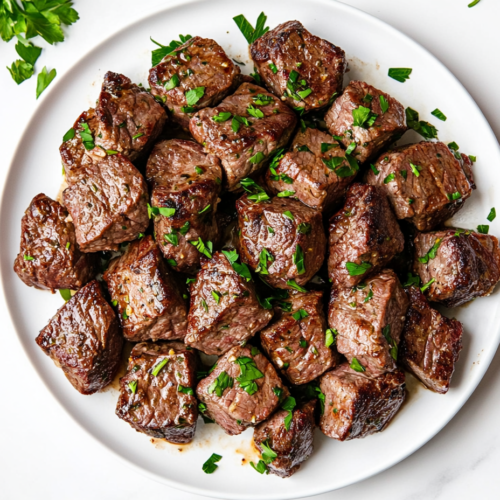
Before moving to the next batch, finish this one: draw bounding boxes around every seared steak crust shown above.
[400,286,463,393]
[327,183,404,288]
[265,128,356,212]
[250,20,346,113]
[149,37,241,129]
[366,142,475,231]
[14,194,96,291]
[103,235,188,342]
[413,229,500,307]
[95,72,166,161]
[196,345,286,435]
[260,291,337,385]
[186,252,273,355]
[35,280,122,395]
[254,399,316,478]
[60,73,166,182]
[116,341,198,443]
[319,364,406,441]
[190,82,297,191]
[146,139,222,273]
[236,194,326,290]
[62,154,149,252]
[325,80,407,164]
[328,269,409,376]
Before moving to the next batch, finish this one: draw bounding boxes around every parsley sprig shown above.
[233,12,269,44]
[150,34,192,66]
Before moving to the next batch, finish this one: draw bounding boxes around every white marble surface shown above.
[1,1,500,499]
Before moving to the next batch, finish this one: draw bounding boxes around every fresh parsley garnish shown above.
[59,289,71,301]
[379,95,390,114]
[350,357,365,372]
[249,151,265,164]
[150,34,192,66]
[190,237,213,258]
[208,371,233,397]
[384,173,395,184]
[418,238,442,264]
[325,328,337,347]
[185,86,205,106]
[222,249,252,281]
[431,109,447,121]
[240,178,269,202]
[260,440,277,464]
[63,127,75,142]
[370,164,380,175]
[202,453,222,474]
[346,261,372,277]
[468,0,481,7]
[164,74,180,90]
[213,111,232,122]
[382,325,398,361]
[286,280,307,293]
[247,104,264,119]
[147,204,175,218]
[256,248,274,275]
[151,358,168,377]
[232,12,269,44]
[487,208,496,222]
[404,272,421,287]
[406,107,438,139]
[477,225,489,234]
[178,385,194,396]
[293,244,305,275]
[235,356,264,395]
[281,396,296,431]
[250,460,269,474]
[277,190,295,198]
[420,278,436,293]
[297,223,311,234]
[352,105,378,128]
[292,309,309,321]
[388,68,412,82]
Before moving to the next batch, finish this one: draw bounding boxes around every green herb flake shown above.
[477,225,489,234]
[352,105,377,128]
[178,385,194,396]
[468,0,481,7]
[297,222,311,235]
[198,204,211,215]
[350,357,365,372]
[185,86,205,106]
[388,68,412,83]
[370,163,380,175]
[418,238,442,264]
[260,440,278,464]
[406,107,439,140]
[235,356,264,395]
[281,396,297,431]
[202,453,222,474]
[420,278,436,293]
[249,151,266,164]
[487,208,496,222]
[213,111,232,122]
[63,128,75,142]
[346,261,372,277]
[59,289,71,301]
[404,272,421,287]
[36,67,57,99]
[164,74,180,90]
[293,244,305,275]
[410,163,421,177]
[222,249,253,281]
[152,358,169,377]
[292,309,309,321]
[208,371,234,397]
[240,177,269,203]
[128,380,138,394]
[233,12,270,44]
[283,211,294,220]
[132,132,144,140]
[190,237,213,258]
[431,109,447,121]
[325,328,337,348]
[250,460,269,474]
[384,173,395,184]
[448,141,459,151]
[150,34,192,66]
[363,288,374,303]
[23,254,34,261]
[447,192,462,201]
[379,95,390,114]
[286,280,307,293]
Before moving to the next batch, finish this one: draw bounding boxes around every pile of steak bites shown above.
[14,20,500,478]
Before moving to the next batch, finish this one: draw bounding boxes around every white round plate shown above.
[1,0,500,498]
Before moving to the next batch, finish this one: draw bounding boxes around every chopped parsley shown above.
[293,244,305,275]
[211,290,221,304]
[420,278,436,293]
[185,86,205,106]
[208,371,233,397]
[260,440,278,464]
[406,107,439,139]
[128,380,138,394]
[379,95,390,114]
[247,104,264,119]
[231,114,250,133]
[63,128,75,142]
[221,249,252,281]
[431,109,447,121]
[198,204,211,214]
[487,208,496,222]
[388,68,412,82]
[447,192,462,201]
[277,190,295,198]
[350,357,365,372]
[292,309,309,321]
[249,151,266,164]
[256,247,274,275]
[363,288,374,303]
[240,177,269,202]
[404,272,421,287]
[268,62,278,73]
[250,460,269,474]
[164,74,180,90]
[286,280,307,293]
[190,237,213,258]
[384,173,395,184]
[253,93,274,105]
[283,211,294,220]
[178,385,194,396]
[150,34,192,66]
[23,255,34,261]
[325,328,337,347]
[202,453,222,474]
[212,111,232,122]
[152,358,169,377]
[418,238,442,264]
[281,396,296,431]
[468,0,481,7]
[79,122,95,150]
[235,356,264,395]
[297,222,311,234]
[346,261,372,277]
[370,163,380,175]
[164,231,178,246]
[59,289,71,301]
[477,225,489,234]
[147,204,176,218]
[382,325,398,361]
[410,163,421,177]
[352,105,378,128]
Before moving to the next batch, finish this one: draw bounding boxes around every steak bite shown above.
[146,139,222,273]
[260,291,337,385]
[189,82,297,191]
[196,345,286,435]
[116,341,198,443]
[328,269,409,376]
[325,80,407,164]
[185,251,273,355]
[400,286,463,393]
[62,154,149,252]
[413,229,500,307]
[328,183,405,288]
[366,142,475,231]
[265,127,357,212]
[35,280,122,395]
[103,235,188,342]
[250,20,346,113]
[319,364,406,441]
[60,73,166,181]
[149,37,241,129]
[236,194,326,290]
[253,399,316,478]
[14,194,96,292]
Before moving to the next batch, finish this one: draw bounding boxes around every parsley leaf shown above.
[286,280,307,293]
[420,278,436,293]
[233,12,269,44]
[250,460,269,474]
[260,440,277,464]
[350,357,365,372]
[202,453,222,474]
[151,358,169,377]
[235,356,264,395]
[247,104,264,119]
[292,309,309,321]
[281,396,296,431]
[431,109,447,121]
[7,59,34,84]
[150,34,192,66]
[477,225,489,234]
[404,272,421,287]
[256,247,274,275]
[388,68,412,82]
[15,37,41,65]
[240,177,269,202]
[382,325,398,360]
[346,261,372,277]
[213,111,232,122]
[325,328,337,347]
[379,95,390,114]
[222,249,252,281]
[164,73,180,90]
[293,244,305,275]
[418,238,442,264]
[352,105,377,128]
[208,371,233,397]
[185,86,205,106]
[406,107,439,139]
[178,385,194,396]
[36,66,56,98]
[487,208,496,222]
[190,237,213,258]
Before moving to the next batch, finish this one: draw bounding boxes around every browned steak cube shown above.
[413,229,500,307]
[253,399,316,478]
[196,345,286,435]
[250,20,345,113]
[35,280,122,395]
[400,286,463,393]
[63,154,149,252]
[185,251,273,355]
[60,73,166,182]
[116,341,198,443]
[260,291,337,385]
[366,142,475,231]
[103,235,188,342]
[319,364,406,441]
[265,128,357,212]
[327,183,404,288]
[190,82,297,191]
[146,139,222,273]
[325,80,407,164]
[328,269,409,376]
[149,37,241,129]
[236,194,326,290]
[13,194,96,292]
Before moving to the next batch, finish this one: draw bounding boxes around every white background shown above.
[1,1,500,499]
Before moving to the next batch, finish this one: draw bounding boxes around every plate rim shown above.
[1,0,500,498]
